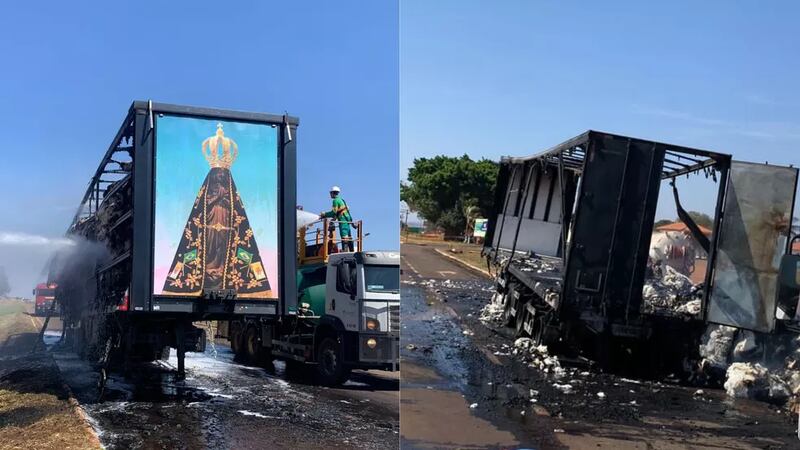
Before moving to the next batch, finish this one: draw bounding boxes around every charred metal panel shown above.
[563,136,628,314]
[489,163,576,257]
[605,140,664,320]
[131,104,154,311]
[562,134,663,320]
[280,120,298,316]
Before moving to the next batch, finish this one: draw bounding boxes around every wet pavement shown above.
[401,243,800,449]
[52,341,399,449]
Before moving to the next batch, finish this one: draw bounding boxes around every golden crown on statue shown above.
[203,123,239,169]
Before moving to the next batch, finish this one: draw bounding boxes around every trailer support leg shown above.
[176,322,186,380]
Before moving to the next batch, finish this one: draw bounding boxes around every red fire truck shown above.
[32,283,57,316]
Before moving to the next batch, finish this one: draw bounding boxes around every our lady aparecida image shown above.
[161,123,272,298]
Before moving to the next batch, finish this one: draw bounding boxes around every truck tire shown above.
[316,337,351,386]
[230,323,244,359]
[159,346,171,362]
[244,326,261,364]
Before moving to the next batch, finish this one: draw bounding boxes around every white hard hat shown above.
[330,186,341,193]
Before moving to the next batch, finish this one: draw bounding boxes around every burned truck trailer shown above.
[484,131,800,366]
[53,101,298,376]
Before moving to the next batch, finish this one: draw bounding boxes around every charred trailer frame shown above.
[484,131,798,366]
[53,101,298,376]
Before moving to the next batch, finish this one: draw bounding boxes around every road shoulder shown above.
[0,300,101,450]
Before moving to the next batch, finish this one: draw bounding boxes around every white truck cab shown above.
[325,251,400,368]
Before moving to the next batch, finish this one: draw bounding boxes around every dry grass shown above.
[0,299,100,450]
[0,300,27,317]
[0,388,100,450]
[0,300,37,353]
[436,242,489,273]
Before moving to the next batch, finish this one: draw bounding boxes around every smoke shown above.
[0,231,75,247]
[46,235,111,323]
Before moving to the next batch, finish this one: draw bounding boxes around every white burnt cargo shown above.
[51,101,299,377]
[484,130,800,371]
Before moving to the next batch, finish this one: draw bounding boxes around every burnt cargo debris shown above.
[50,101,298,377]
[483,131,800,382]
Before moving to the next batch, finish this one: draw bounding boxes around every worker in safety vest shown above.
[320,186,354,252]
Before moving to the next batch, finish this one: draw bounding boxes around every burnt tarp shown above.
[563,134,664,322]
[707,161,798,333]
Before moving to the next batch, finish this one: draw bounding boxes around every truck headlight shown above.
[366,338,377,349]
[365,317,379,331]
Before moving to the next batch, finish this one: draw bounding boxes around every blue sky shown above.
[401,1,800,224]
[0,1,398,297]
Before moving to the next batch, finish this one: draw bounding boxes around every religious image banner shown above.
[153,115,279,299]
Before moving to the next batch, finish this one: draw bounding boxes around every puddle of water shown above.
[401,285,471,390]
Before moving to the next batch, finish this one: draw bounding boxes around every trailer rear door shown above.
[707,161,798,332]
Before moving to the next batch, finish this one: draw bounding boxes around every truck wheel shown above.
[244,326,261,364]
[316,337,351,386]
[230,324,243,358]
[159,346,171,361]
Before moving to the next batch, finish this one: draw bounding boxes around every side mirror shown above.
[778,254,800,289]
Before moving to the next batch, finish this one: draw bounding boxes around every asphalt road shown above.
[50,336,399,449]
[401,242,799,449]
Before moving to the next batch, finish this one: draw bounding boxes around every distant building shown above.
[650,221,711,283]
[654,221,712,236]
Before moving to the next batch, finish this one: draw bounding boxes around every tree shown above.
[0,266,10,298]
[687,211,713,229]
[401,155,499,236]
[654,219,673,228]
[653,212,713,230]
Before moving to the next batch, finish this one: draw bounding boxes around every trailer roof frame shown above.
[501,130,731,179]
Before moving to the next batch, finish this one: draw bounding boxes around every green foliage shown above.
[401,155,498,236]
[687,211,713,228]
[654,212,713,230]
[653,219,673,228]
